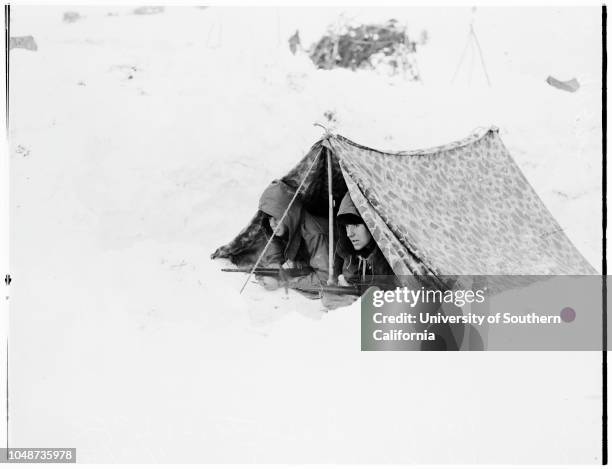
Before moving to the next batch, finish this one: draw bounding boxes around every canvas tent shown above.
[211,127,596,282]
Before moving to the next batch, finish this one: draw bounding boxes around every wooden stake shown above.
[327,149,334,285]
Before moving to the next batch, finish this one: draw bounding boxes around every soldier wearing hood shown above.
[335,191,397,289]
[257,180,329,292]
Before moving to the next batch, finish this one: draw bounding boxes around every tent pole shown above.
[327,149,334,285]
[239,148,322,294]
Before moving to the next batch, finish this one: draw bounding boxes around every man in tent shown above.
[334,192,397,290]
[257,180,329,292]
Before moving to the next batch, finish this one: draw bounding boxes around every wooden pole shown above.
[327,149,334,285]
[239,149,322,294]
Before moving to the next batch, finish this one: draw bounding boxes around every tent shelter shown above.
[211,127,596,284]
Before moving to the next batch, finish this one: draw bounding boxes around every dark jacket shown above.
[335,192,397,290]
[258,181,329,290]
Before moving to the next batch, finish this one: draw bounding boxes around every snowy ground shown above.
[8,6,603,463]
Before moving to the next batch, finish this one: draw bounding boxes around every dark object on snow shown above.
[133,6,165,15]
[63,11,81,23]
[546,76,580,93]
[288,30,301,55]
[297,283,361,297]
[222,267,314,277]
[9,36,37,51]
[309,19,419,76]
[222,267,361,296]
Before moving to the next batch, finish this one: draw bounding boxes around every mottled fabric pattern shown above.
[213,128,596,278]
[332,128,596,276]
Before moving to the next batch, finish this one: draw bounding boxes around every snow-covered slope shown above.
[8,6,602,463]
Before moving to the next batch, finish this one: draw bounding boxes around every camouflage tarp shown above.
[211,127,597,277]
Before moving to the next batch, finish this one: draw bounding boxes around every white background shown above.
[2,3,605,464]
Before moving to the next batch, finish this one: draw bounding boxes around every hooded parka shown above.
[258,180,329,291]
[335,192,397,289]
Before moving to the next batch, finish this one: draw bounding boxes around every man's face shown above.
[269,216,287,237]
[346,223,372,251]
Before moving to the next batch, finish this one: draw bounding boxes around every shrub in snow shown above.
[308,19,423,80]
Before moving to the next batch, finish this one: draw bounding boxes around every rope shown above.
[472,27,491,86]
[451,8,491,86]
[313,122,334,137]
[451,29,472,84]
[239,148,323,294]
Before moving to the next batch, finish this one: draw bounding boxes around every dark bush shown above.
[309,19,422,79]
